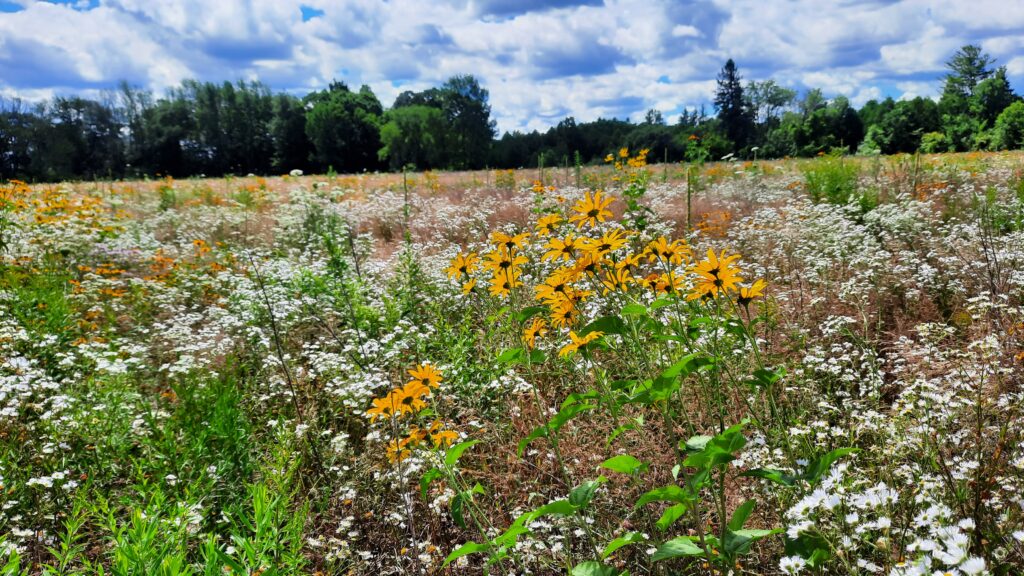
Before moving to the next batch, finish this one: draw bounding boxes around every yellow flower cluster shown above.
[446,187,767,357]
[366,363,457,464]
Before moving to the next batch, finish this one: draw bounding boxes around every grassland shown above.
[1,151,1022,575]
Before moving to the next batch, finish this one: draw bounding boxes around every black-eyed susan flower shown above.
[559,330,604,358]
[522,317,548,349]
[737,279,766,308]
[408,363,443,388]
[568,191,614,228]
[535,213,562,236]
[543,233,580,262]
[688,248,743,300]
[446,252,479,280]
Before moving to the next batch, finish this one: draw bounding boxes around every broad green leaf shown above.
[751,366,785,389]
[580,315,626,336]
[802,448,859,487]
[516,306,547,324]
[741,468,798,487]
[445,440,480,467]
[660,354,701,378]
[728,499,755,531]
[655,503,688,531]
[650,298,673,310]
[572,561,624,576]
[620,303,647,316]
[420,468,442,500]
[517,425,548,457]
[451,492,468,528]
[784,532,832,567]
[724,527,781,556]
[635,485,696,508]
[683,435,712,452]
[569,477,607,508]
[601,531,646,559]
[600,454,648,476]
[496,347,525,364]
[443,541,488,567]
[651,536,704,561]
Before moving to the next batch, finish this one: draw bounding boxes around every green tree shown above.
[438,75,496,169]
[304,82,383,172]
[270,93,313,173]
[714,59,753,152]
[994,101,1024,150]
[378,105,447,170]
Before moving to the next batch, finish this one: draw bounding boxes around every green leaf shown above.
[443,541,488,567]
[655,503,688,532]
[802,448,859,487]
[683,435,713,452]
[723,527,781,556]
[784,532,832,567]
[572,561,624,576]
[569,478,606,508]
[445,440,480,467]
[420,468,442,500]
[515,499,577,527]
[516,306,547,324]
[741,468,798,487]
[601,531,646,559]
[660,354,702,378]
[517,425,548,457]
[580,315,626,336]
[729,499,756,531]
[450,492,467,528]
[600,454,648,476]
[529,349,547,364]
[751,366,786,389]
[497,347,525,364]
[620,303,647,316]
[635,485,697,508]
[651,536,704,561]
[650,298,673,310]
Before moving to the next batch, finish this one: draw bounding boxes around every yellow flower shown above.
[568,191,614,228]
[688,249,743,300]
[481,249,528,275]
[366,392,401,422]
[655,272,685,296]
[488,269,521,298]
[580,228,628,258]
[542,234,580,262]
[619,147,629,158]
[408,363,443,388]
[446,252,479,280]
[615,252,642,272]
[534,268,574,302]
[559,330,604,358]
[401,379,432,401]
[645,237,690,266]
[737,279,766,307]
[601,267,634,295]
[386,438,411,463]
[535,214,563,236]
[462,278,477,295]
[430,428,458,448]
[489,231,530,252]
[394,387,428,416]
[522,317,547,349]
[549,299,578,328]
[571,251,605,279]
[604,153,614,163]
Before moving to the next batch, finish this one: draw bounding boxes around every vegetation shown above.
[4,45,1024,182]
[1,146,1023,574]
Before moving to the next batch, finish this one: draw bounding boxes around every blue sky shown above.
[2,0,1024,133]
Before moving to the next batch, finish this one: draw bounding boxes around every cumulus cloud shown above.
[0,0,1022,132]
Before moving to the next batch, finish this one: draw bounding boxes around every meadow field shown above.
[1,151,1023,575]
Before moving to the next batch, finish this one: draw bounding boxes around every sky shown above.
[2,0,1024,133]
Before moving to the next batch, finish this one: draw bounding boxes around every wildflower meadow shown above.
[1,150,1023,576]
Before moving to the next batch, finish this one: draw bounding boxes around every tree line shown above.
[2,44,1023,182]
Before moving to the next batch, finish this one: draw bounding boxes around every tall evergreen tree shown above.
[714,59,753,152]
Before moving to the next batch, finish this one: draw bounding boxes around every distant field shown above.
[1,150,1023,575]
